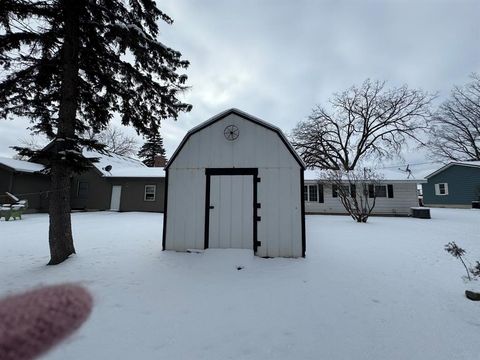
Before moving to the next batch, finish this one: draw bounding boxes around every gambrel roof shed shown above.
[163,108,306,258]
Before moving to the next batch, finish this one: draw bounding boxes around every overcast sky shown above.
[1,0,479,167]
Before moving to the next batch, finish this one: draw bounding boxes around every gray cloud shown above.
[1,0,479,166]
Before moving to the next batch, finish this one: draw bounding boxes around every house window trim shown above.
[144,184,156,202]
[435,183,449,196]
[304,184,324,203]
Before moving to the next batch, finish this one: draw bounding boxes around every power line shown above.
[376,161,443,169]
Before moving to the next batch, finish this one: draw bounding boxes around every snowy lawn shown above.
[1,209,480,360]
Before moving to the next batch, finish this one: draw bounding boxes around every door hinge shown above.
[255,241,262,247]
[256,203,261,209]
[256,216,261,221]
[256,178,261,183]
[209,205,214,209]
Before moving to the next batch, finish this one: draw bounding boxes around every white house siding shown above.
[304,181,419,215]
[165,112,303,257]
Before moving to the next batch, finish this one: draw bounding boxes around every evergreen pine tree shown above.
[0,0,191,264]
[138,126,167,167]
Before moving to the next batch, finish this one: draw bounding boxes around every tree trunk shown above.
[48,0,81,265]
[48,163,75,264]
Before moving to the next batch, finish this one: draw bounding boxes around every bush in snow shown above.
[321,167,383,223]
[444,242,479,281]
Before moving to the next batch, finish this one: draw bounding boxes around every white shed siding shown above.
[164,112,303,257]
[304,181,418,215]
[256,167,302,257]
[166,168,205,250]
[172,114,299,169]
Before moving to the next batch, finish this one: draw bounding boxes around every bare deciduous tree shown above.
[427,74,480,162]
[292,79,434,170]
[90,126,138,156]
[322,167,382,223]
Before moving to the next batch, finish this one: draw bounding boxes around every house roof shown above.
[304,167,427,183]
[102,167,165,178]
[0,157,45,173]
[424,161,480,179]
[83,150,165,178]
[166,108,306,170]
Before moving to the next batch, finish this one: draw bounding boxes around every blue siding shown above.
[422,165,480,205]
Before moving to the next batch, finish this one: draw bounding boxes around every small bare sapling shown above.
[444,242,479,281]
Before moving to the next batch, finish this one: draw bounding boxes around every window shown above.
[332,184,350,198]
[144,185,156,201]
[367,184,394,198]
[77,181,89,199]
[374,185,387,198]
[439,183,446,194]
[304,184,323,203]
[435,183,448,196]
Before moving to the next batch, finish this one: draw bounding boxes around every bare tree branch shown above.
[89,126,138,156]
[291,79,434,170]
[427,74,480,162]
[321,167,383,223]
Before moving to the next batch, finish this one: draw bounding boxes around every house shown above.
[0,151,166,213]
[70,151,165,212]
[163,108,306,258]
[422,161,480,208]
[304,168,424,216]
[0,157,50,212]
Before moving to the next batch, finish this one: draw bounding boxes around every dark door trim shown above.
[161,170,169,250]
[204,168,259,253]
[300,168,306,257]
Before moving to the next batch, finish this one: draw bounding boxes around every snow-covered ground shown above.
[1,209,480,360]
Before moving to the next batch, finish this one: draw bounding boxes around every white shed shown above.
[162,108,306,257]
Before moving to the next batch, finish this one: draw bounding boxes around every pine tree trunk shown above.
[48,163,75,264]
[48,0,81,265]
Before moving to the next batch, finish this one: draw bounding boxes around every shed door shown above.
[110,185,122,211]
[208,175,253,249]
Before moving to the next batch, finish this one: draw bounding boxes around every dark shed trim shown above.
[300,168,306,257]
[203,168,260,253]
[161,169,169,250]
[165,108,306,170]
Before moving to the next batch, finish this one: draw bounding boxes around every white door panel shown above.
[209,175,253,249]
[110,185,122,211]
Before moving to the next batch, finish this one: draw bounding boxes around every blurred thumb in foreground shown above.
[0,284,93,360]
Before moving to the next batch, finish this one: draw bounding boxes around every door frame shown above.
[204,168,260,253]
